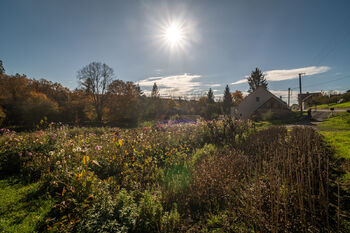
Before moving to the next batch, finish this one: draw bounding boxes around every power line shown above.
[289,74,350,90]
[303,75,350,89]
[310,16,350,67]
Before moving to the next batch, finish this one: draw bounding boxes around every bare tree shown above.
[77,62,114,121]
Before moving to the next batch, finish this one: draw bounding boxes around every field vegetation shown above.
[309,90,350,109]
[1,118,349,232]
[0,177,54,232]
[316,101,350,109]
[318,112,350,198]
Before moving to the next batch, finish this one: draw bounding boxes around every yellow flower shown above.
[83,155,90,164]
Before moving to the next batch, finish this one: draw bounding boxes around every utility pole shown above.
[299,73,305,116]
[288,88,291,107]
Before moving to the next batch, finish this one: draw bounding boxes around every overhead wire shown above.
[310,15,350,67]
[289,74,350,90]
[286,15,350,96]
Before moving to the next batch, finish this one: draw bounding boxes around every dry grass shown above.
[166,123,346,232]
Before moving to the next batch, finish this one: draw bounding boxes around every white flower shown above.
[73,146,82,152]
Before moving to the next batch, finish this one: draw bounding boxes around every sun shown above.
[164,23,184,46]
[156,17,195,53]
[161,21,188,50]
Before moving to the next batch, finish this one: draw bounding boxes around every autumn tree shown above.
[0,106,5,126]
[0,74,61,127]
[223,85,232,115]
[0,74,31,125]
[232,90,244,105]
[247,67,268,93]
[70,89,92,123]
[107,80,141,127]
[77,62,114,122]
[22,92,59,127]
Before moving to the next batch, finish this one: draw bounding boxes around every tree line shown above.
[0,61,248,129]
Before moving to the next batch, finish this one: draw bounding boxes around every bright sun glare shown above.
[158,17,194,53]
[164,23,183,46]
[160,21,188,51]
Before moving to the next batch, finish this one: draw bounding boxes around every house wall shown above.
[253,97,292,119]
[237,87,274,119]
[236,87,292,120]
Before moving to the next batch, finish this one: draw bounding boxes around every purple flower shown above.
[52,134,57,140]
[95,145,102,151]
[0,128,11,135]
[27,152,32,156]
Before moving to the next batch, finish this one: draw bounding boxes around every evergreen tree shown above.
[207,88,214,104]
[0,60,5,75]
[151,82,160,98]
[204,88,218,120]
[247,67,268,93]
[223,85,232,115]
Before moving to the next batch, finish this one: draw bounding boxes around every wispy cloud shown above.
[138,73,202,96]
[207,84,222,87]
[231,66,331,85]
[231,79,248,85]
[265,66,331,81]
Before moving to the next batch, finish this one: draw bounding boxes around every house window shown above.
[256,97,260,102]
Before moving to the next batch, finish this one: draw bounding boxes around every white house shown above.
[233,87,291,120]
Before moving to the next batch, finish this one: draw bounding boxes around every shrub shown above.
[78,189,180,233]
[0,107,5,126]
[78,189,138,233]
[200,117,255,146]
[261,109,274,121]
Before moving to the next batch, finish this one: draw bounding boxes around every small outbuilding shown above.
[232,86,291,120]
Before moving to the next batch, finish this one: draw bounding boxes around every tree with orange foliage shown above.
[232,90,244,106]
[107,80,141,127]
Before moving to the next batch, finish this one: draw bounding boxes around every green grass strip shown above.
[0,178,54,233]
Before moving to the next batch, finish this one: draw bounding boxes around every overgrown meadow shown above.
[0,119,348,232]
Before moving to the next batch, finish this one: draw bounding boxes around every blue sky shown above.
[1,0,350,103]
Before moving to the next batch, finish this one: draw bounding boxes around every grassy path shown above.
[0,177,54,233]
[316,112,350,194]
[317,112,350,159]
